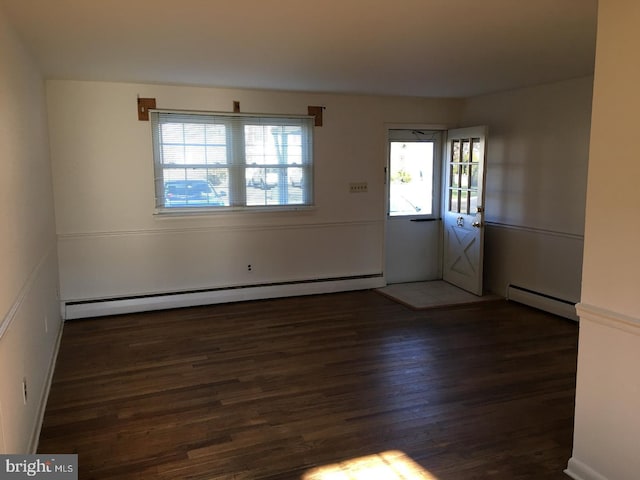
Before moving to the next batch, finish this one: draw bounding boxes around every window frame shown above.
[150,109,315,215]
[387,129,442,220]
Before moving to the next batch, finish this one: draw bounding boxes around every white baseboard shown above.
[565,457,609,480]
[28,320,64,453]
[64,275,385,320]
[506,285,578,321]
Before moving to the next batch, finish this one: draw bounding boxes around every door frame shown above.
[383,124,449,285]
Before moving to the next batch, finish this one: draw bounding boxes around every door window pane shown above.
[389,141,434,216]
[450,164,460,188]
[448,135,482,216]
[462,140,470,162]
[470,165,479,188]
[452,140,460,162]
[471,138,481,163]
[470,190,478,213]
[449,189,459,213]
[461,165,469,188]
[460,190,469,214]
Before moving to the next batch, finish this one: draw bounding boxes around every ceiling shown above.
[0,0,598,98]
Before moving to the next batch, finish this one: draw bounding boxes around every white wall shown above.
[0,7,62,453]
[567,1,640,479]
[461,77,593,301]
[47,80,462,314]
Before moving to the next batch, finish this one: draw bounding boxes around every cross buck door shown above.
[442,126,488,295]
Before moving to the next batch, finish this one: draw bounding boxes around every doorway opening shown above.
[385,129,442,284]
[384,126,488,296]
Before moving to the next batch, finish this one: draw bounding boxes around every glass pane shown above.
[246,167,308,206]
[461,165,469,188]
[245,148,277,165]
[162,169,228,208]
[460,190,469,214]
[185,145,205,163]
[245,124,303,166]
[449,189,459,213]
[284,127,303,165]
[388,141,434,216]
[452,140,460,163]
[288,167,304,188]
[246,167,275,205]
[245,125,271,165]
[450,164,460,188]
[205,124,226,144]
[183,123,205,144]
[246,167,277,190]
[470,190,478,213]
[470,165,479,188]
[287,146,303,165]
[471,138,481,163]
[162,145,184,164]
[161,123,184,143]
[246,188,265,206]
[160,122,227,166]
[285,180,304,205]
[162,167,187,181]
[207,167,229,194]
[206,146,227,164]
[462,140,470,162]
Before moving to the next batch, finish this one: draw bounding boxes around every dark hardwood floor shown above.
[38,290,578,480]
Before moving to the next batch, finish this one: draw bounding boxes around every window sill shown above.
[153,205,316,217]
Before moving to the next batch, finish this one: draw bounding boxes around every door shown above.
[385,129,442,284]
[442,126,488,295]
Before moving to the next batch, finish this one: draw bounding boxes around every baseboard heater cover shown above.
[506,284,578,322]
[63,274,385,320]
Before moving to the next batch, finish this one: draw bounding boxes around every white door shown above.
[385,129,442,284]
[442,126,488,295]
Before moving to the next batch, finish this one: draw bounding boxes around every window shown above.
[387,129,441,218]
[448,137,480,214]
[151,111,314,212]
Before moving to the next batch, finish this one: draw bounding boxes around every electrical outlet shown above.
[22,378,27,404]
[247,264,253,272]
[349,182,368,193]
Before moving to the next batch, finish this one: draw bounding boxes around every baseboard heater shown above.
[63,274,385,320]
[506,285,578,322]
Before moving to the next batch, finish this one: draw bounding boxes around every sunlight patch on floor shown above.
[302,450,438,480]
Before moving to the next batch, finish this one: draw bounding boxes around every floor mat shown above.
[376,280,502,309]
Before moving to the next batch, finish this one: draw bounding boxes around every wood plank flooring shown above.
[38,290,578,479]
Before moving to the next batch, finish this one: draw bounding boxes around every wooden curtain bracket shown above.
[137,97,157,121]
[308,106,324,127]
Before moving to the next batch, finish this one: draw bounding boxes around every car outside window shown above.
[164,180,227,208]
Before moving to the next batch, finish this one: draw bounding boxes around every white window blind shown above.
[150,110,314,212]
